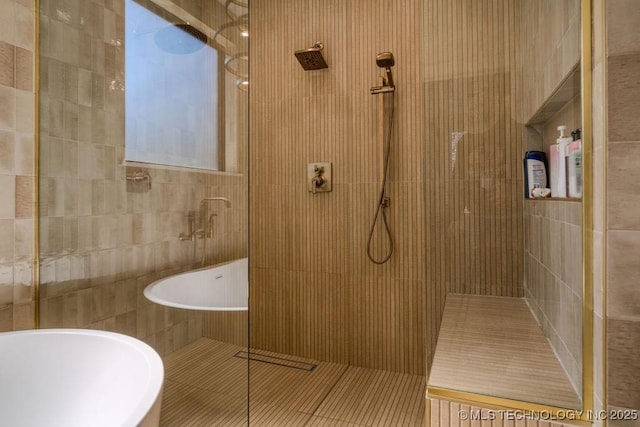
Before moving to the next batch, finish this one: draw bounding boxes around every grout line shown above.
[301,364,352,425]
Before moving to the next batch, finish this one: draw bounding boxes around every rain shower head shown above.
[155,23,208,55]
[376,51,395,88]
[295,42,328,70]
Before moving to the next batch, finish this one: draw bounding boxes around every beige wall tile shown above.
[0,129,15,174]
[607,0,640,56]
[14,132,33,175]
[12,301,34,330]
[0,264,13,306]
[607,230,640,321]
[14,46,31,91]
[0,305,12,331]
[608,54,640,142]
[14,88,32,133]
[607,318,640,409]
[0,174,15,219]
[608,142,640,230]
[13,1,33,50]
[0,41,15,88]
[0,86,15,130]
[0,219,14,262]
[0,1,17,47]
[14,174,33,218]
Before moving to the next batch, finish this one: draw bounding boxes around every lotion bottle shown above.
[568,128,582,198]
[549,125,571,198]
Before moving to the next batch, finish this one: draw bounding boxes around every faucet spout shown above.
[198,197,232,266]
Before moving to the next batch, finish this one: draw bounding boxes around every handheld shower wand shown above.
[367,52,396,264]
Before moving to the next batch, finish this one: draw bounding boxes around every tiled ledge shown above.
[428,294,581,410]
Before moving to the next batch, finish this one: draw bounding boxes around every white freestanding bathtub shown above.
[144,258,248,311]
[0,329,164,427]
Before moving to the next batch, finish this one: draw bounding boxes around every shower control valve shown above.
[307,162,332,194]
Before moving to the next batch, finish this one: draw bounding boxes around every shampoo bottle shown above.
[523,151,548,198]
[568,128,582,198]
[549,125,572,198]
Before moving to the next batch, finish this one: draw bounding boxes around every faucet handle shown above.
[308,162,332,194]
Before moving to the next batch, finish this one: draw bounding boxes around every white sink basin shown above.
[0,329,164,427]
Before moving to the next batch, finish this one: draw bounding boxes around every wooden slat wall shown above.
[423,0,523,297]
[249,0,523,376]
[423,0,523,361]
[249,0,427,375]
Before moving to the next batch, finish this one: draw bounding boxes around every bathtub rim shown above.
[0,328,164,427]
[143,258,249,312]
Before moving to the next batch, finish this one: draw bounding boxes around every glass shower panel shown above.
[424,0,585,411]
[38,0,249,424]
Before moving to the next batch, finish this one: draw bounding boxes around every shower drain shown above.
[234,351,317,372]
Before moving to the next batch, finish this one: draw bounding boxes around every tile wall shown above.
[524,199,583,392]
[35,0,248,356]
[605,0,640,414]
[517,0,584,395]
[0,0,36,332]
[518,0,581,125]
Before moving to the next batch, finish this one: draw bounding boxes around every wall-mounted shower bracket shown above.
[307,162,332,194]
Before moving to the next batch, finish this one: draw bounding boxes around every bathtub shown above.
[144,257,248,311]
[0,329,164,427]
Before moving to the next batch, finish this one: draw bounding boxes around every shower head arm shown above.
[384,68,395,88]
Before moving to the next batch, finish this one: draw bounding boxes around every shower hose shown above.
[366,91,395,264]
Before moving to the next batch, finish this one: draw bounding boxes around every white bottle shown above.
[549,125,572,198]
[568,136,582,198]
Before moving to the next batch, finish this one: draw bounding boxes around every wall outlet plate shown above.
[307,162,332,193]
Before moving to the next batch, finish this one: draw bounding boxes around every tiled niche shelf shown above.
[526,63,582,203]
[527,64,581,127]
[526,197,582,202]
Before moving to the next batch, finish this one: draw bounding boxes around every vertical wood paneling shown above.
[250,0,523,376]
[423,0,524,362]
[250,0,426,375]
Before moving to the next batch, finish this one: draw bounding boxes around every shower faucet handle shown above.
[307,162,332,194]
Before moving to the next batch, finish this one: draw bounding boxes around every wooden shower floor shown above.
[160,338,426,426]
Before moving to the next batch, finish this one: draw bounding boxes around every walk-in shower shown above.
[367,52,397,264]
[29,0,596,424]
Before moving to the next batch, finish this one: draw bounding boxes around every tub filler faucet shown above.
[198,197,232,265]
[199,197,232,233]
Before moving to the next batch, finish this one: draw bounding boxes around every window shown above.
[124,0,223,171]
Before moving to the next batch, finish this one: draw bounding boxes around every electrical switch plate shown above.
[307,162,332,193]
